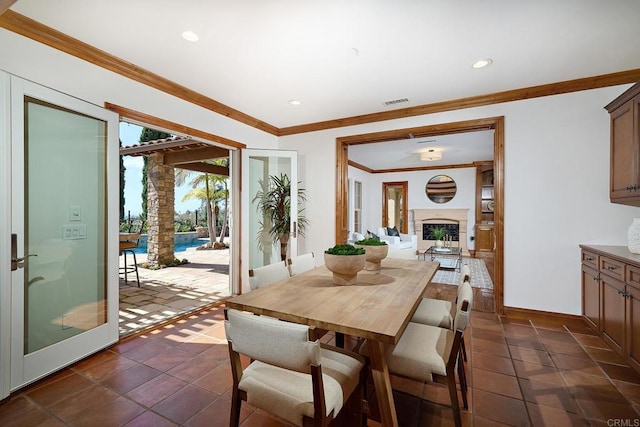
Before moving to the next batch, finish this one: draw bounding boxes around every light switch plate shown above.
[69,206,82,221]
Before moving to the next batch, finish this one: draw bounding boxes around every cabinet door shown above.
[626,285,640,373]
[475,224,494,252]
[601,274,626,354]
[610,99,637,200]
[581,264,600,331]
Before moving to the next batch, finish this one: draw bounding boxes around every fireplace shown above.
[411,208,470,256]
[423,223,459,241]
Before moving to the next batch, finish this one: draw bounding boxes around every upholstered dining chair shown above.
[224,308,365,427]
[360,281,473,427]
[248,260,290,290]
[287,252,316,276]
[410,263,472,360]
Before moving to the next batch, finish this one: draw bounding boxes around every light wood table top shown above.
[226,257,438,426]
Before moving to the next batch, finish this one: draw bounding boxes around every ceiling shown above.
[348,130,494,171]
[8,0,640,133]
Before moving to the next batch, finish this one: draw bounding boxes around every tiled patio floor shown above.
[119,247,231,336]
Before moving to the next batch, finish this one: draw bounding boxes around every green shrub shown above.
[325,244,365,255]
[354,237,387,246]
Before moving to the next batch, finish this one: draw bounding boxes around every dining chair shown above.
[287,252,316,276]
[411,264,472,363]
[224,308,366,427]
[248,260,291,290]
[410,263,470,337]
[360,281,472,427]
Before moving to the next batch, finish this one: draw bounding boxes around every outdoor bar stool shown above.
[119,221,144,287]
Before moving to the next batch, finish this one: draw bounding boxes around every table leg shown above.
[335,332,345,348]
[367,340,398,427]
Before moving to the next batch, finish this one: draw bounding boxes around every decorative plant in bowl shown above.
[432,227,446,248]
[354,237,388,271]
[324,244,366,285]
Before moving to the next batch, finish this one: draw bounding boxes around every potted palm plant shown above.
[354,237,388,271]
[432,226,446,248]
[254,173,308,261]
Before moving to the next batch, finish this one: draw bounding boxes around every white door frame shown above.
[0,71,12,400]
[1,73,119,396]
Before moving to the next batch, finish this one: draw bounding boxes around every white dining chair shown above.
[360,281,473,427]
[224,308,365,426]
[411,263,471,329]
[287,252,316,276]
[248,260,290,290]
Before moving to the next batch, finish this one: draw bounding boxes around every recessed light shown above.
[182,31,199,42]
[289,100,301,106]
[472,58,493,69]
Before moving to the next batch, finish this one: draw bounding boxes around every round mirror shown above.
[426,175,457,204]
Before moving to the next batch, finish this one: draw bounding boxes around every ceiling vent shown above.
[382,98,409,106]
[415,139,436,144]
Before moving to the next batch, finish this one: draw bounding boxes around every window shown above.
[353,180,362,233]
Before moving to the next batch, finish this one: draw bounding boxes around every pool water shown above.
[132,239,209,254]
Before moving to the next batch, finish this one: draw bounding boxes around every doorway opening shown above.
[112,105,244,336]
[335,116,505,313]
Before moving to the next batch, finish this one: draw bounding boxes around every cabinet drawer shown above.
[600,256,625,281]
[627,264,640,289]
[582,250,599,269]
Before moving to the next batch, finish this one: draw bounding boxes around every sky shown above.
[120,122,201,217]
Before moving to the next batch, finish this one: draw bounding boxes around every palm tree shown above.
[253,173,307,261]
[176,161,229,247]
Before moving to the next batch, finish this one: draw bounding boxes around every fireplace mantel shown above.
[411,208,470,256]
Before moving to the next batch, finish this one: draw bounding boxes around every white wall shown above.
[361,167,476,247]
[0,29,279,150]
[3,26,639,315]
[280,84,640,315]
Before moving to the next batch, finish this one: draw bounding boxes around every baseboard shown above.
[502,306,585,326]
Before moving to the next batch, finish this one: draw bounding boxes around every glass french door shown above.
[241,149,298,292]
[3,75,119,394]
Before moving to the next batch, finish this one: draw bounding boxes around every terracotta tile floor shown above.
[2,284,640,426]
[119,248,231,336]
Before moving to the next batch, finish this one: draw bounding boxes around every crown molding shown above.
[2,10,638,138]
[279,69,640,135]
[0,10,279,136]
[0,1,17,16]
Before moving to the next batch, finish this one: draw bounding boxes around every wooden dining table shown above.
[225,257,439,426]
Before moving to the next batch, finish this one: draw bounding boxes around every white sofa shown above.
[376,227,417,252]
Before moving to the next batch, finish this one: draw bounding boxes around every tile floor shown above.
[2,284,640,426]
[119,248,231,336]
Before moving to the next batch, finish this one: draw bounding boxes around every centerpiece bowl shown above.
[324,244,366,285]
[354,237,389,271]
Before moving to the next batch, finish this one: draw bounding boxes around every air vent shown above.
[415,139,436,144]
[382,98,409,106]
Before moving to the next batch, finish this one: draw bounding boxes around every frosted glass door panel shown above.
[24,99,107,353]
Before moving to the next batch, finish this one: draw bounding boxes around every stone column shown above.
[146,153,175,267]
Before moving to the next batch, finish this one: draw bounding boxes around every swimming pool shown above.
[132,238,209,254]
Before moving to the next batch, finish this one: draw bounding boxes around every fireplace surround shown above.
[411,208,470,256]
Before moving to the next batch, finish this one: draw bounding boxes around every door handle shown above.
[11,233,38,271]
[11,254,37,270]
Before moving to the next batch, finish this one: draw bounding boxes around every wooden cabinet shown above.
[580,245,640,373]
[605,82,640,206]
[475,223,495,252]
[627,283,640,372]
[600,269,625,353]
[581,263,600,330]
[474,161,495,254]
